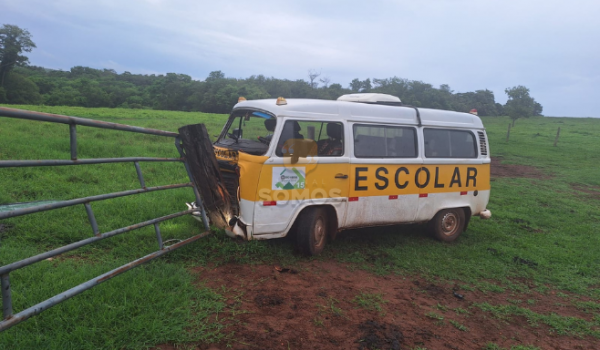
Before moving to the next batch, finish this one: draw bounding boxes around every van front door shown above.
[252,120,350,236]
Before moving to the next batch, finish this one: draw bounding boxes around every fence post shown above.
[69,124,77,160]
[553,127,561,147]
[1,274,12,320]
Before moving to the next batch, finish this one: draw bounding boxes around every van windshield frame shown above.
[215,109,277,156]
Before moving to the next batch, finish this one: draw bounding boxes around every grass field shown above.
[0,105,599,349]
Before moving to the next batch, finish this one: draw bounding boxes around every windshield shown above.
[215,110,276,155]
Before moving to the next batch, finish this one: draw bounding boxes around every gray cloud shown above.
[1,0,599,116]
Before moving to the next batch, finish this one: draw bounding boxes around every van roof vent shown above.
[337,93,402,106]
[477,131,488,156]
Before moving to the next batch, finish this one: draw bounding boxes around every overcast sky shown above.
[2,0,599,117]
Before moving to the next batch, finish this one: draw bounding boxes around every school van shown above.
[210,93,491,255]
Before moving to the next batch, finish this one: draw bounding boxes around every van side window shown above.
[353,124,417,158]
[276,121,344,157]
[424,129,477,158]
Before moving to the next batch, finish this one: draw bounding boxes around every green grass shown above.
[1,106,600,348]
[352,291,387,314]
[0,262,226,349]
[475,302,600,338]
[453,307,470,315]
[425,311,444,320]
[574,300,600,312]
[317,296,344,317]
[449,319,469,332]
[484,344,541,350]
[0,106,231,349]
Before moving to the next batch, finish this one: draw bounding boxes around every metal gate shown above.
[0,107,210,332]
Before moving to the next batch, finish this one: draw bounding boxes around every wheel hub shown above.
[314,217,325,246]
[441,213,458,236]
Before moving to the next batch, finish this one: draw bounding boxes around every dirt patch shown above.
[255,293,284,307]
[357,320,403,350]
[161,261,600,350]
[491,157,549,179]
[571,184,600,200]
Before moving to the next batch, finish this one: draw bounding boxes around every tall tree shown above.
[533,102,543,116]
[2,72,41,104]
[349,78,362,92]
[319,76,331,88]
[205,70,225,82]
[349,78,372,93]
[307,69,321,89]
[0,24,36,87]
[362,78,372,92]
[504,85,536,126]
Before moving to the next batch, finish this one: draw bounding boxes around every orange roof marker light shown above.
[276,97,287,106]
[238,96,247,102]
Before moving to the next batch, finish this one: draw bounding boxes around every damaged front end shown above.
[178,123,234,230]
[179,109,275,239]
[224,216,250,240]
[185,201,249,240]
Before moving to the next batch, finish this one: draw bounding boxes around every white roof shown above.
[233,98,485,129]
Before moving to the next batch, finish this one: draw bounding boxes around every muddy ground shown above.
[490,157,549,179]
[156,261,597,350]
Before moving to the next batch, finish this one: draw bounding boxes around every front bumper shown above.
[225,219,251,240]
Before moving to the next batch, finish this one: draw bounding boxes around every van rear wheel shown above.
[429,208,465,242]
[296,207,328,256]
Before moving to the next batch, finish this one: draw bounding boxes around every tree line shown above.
[1,24,543,121]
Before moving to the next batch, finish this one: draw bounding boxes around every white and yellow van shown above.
[211,93,491,255]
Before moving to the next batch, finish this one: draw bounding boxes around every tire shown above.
[296,207,328,256]
[429,208,465,242]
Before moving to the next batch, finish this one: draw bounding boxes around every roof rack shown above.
[337,93,402,106]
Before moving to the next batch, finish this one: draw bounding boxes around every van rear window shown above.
[353,125,417,158]
[424,129,477,158]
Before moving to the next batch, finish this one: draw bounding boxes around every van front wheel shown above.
[296,207,328,256]
[429,208,465,242]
